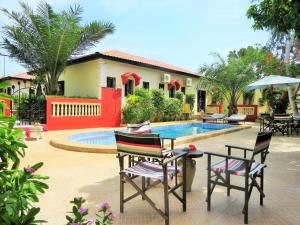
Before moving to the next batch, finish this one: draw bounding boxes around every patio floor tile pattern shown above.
[21,125,300,225]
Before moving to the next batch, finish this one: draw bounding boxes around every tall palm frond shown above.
[1,1,115,94]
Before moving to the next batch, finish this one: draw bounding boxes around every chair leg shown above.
[260,170,264,206]
[227,173,231,196]
[207,155,211,211]
[119,156,124,213]
[182,155,187,212]
[163,167,169,225]
[120,172,124,213]
[244,173,249,224]
[142,177,146,200]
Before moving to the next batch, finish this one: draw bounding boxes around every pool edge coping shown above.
[49,122,252,154]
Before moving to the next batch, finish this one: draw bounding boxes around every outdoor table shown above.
[271,117,293,136]
[259,116,272,132]
[173,149,204,192]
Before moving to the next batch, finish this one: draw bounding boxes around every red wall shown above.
[0,98,11,116]
[46,87,122,130]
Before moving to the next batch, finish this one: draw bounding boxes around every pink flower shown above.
[87,220,93,225]
[108,212,116,221]
[108,208,116,221]
[24,167,36,174]
[79,207,86,214]
[100,201,110,209]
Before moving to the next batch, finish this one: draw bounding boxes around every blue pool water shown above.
[68,123,234,145]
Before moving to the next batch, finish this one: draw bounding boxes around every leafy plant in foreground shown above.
[66,197,115,225]
[0,82,49,225]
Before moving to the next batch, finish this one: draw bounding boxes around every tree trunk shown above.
[45,73,59,95]
[288,86,299,116]
[284,34,299,116]
[228,96,238,115]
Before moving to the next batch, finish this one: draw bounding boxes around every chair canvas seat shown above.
[211,159,266,177]
[122,161,179,181]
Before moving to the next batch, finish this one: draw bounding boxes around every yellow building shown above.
[0,72,35,96]
[59,50,206,112]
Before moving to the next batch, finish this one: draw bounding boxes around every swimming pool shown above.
[68,122,235,145]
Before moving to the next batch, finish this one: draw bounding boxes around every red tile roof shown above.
[10,72,33,80]
[99,50,200,77]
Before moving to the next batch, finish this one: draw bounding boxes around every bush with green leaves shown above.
[151,89,166,121]
[175,92,184,104]
[0,82,49,225]
[134,88,155,122]
[66,197,115,225]
[163,98,183,121]
[122,88,155,123]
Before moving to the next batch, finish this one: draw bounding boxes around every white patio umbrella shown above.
[247,75,300,90]
[247,75,300,116]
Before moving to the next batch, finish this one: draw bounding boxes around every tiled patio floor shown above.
[22,125,300,225]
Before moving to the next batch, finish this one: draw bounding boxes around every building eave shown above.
[67,52,202,78]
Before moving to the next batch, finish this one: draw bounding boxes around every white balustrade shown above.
[238,107,255,115]
[51,102,101,117]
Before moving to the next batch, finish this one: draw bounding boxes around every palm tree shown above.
[1,1,115,94]
[198,47,269,115]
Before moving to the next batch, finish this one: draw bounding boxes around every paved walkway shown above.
[22,125,300,225]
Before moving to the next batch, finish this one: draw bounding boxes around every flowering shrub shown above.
[262,87,289,114]
[66,197,115,225]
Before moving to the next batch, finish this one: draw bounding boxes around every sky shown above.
[0,0,270,76]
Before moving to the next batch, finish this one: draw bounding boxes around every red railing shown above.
[237,104,258,122]
[206,104,222,114]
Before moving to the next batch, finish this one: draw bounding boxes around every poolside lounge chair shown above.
[115,131,187,225]
[127,120,151,134]
[127,121,175,149]
[202,113,225,123]
[226,114,247,124]
[205,132,272,224]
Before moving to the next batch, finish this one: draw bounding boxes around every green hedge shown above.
[122,88,187,123]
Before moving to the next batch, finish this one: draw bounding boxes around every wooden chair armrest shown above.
[204,151,253,163]
[225,145,254,152]
[163,151,187,165]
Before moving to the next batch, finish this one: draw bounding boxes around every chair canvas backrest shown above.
[252,132,272,157]
[114,131,162,157]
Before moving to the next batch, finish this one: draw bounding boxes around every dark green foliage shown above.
[1,1,115,94]
[247,0,300,39]
[261,87,289,114]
